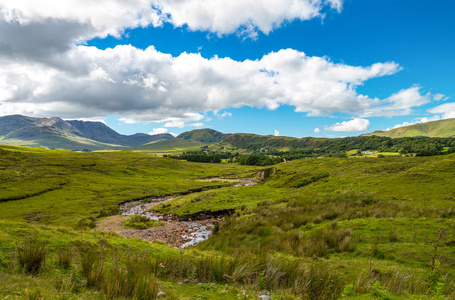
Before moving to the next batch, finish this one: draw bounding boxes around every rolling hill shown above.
[0,115,173,150]
[364,118,455,138]
[135,128,230,152]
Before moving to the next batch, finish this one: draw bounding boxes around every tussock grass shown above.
[16,237,46,275]
[122,214,164,229]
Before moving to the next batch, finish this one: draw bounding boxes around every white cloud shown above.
[164,120,185,128]
[324,118,370,132]
[274,129,280,136]
[0,0,341,45]
[433,93,448,101]
[362,86,431,117]
[314,128,321,133]
[153,0,343,38]
[428,102,455,119]
[386,116,442,131]
[0,43,437,124]
[149,127,170,135]
[0,2,442,125]
[119,117,137,124]
[189,122,204,127]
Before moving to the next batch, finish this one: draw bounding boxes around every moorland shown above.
[1,117,455,299]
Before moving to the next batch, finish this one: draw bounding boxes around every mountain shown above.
[364,119,455,138]
[0,115,174,150]
[135,129,229,152]
[67,120,173,147]
[176,129,230,143]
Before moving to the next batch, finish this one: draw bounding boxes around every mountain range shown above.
[1,115,455,151]
[0,115,173,150]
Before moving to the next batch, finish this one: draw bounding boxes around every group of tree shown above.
[170,136,455,165]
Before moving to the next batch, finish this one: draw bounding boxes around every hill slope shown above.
[365,118,455,138]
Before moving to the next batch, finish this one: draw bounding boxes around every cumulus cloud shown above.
[361,86,431,117]
[314,128,321,133]
[153,0,343,38]
[324,118,370,132]
[119,117,137,124]
[149,127,171,135]
[0,0,341,46]
[274,130,280,136]
[428,103,455,119]
[0,1,442,126]
[0,43,434,124]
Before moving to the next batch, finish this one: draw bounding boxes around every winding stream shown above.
[97,179,257,248]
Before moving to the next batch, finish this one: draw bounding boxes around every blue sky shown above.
[0,0,453,138]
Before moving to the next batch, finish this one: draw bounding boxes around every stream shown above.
[100,179,258,248]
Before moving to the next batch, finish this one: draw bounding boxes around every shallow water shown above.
[119,196,213,248]
[118,179,257,247]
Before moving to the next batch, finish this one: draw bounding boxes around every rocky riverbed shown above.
[95,178,257,248]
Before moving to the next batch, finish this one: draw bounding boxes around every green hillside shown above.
[365,118,455,138]
[177,128,229,143]
[136,129,229,152]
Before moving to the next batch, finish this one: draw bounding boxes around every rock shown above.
[157,291,166,298]
[258,290,271,299]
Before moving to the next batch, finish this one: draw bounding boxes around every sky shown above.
[0,0,454,138]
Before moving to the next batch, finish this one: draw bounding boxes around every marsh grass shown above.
[57,247,73,269]
[16,237,46,275]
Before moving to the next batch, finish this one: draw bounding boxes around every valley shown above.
[1,142,455,299]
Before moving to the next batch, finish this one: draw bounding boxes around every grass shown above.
[122,214,164,229]
[0,145,258,227]
[2,145,455,298]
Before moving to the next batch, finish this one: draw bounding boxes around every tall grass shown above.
[16,237,46,275]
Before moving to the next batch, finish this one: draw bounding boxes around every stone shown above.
[157,291,166,298]
[258,290,271,299]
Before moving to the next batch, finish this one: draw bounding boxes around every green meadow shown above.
[1,145,455,299]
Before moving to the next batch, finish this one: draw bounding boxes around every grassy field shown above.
[0,145,257,227]
[2,145,455,299]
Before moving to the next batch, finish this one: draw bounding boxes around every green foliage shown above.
[237,154,283,166]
